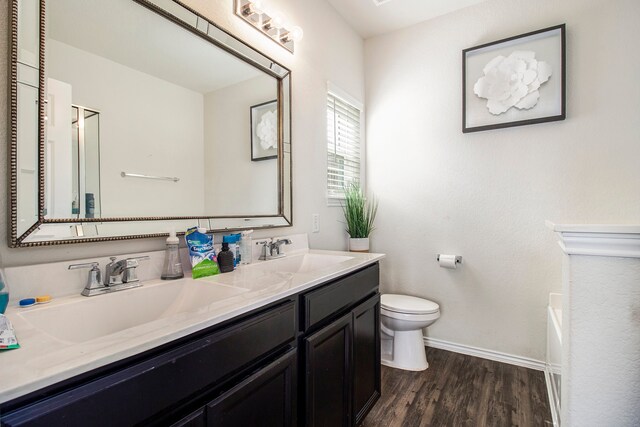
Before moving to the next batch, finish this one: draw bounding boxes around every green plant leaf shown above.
[341,183,378,238]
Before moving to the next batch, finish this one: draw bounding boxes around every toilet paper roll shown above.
[438,254,458,269]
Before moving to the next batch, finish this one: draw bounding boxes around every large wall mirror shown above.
[9,0,292,246]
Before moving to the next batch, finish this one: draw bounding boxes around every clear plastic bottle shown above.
[239,230,253,265]
[161,229,184,280]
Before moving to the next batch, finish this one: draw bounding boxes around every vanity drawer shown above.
[301,263,379,332]
[2,300,296,427]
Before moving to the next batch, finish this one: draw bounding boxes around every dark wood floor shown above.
[362,347,552,427]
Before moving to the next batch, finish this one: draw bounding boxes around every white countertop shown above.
[0,249,384,404]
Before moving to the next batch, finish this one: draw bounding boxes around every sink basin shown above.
[17,280,249,344]
[251,253,354,274]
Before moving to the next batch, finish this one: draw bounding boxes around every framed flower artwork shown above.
[462,24,565,133]
[250,100,278,161]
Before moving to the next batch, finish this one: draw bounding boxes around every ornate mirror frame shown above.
[9,0,292,247]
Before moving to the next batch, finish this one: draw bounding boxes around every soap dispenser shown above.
[218,241,234,273]
[161,229,184,280]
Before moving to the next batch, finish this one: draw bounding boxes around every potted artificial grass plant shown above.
[342,183,378,253]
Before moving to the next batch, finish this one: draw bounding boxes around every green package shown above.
[185,227,220,279]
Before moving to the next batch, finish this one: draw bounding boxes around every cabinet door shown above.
[207,350,297,427]
[352,294,381,425]
[304,312,352,427]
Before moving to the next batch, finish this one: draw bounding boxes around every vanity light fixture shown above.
[234,0,303,53]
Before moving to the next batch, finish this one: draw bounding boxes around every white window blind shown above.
[327,92,362,199]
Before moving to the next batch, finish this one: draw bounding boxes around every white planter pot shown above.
[349,237,370,253]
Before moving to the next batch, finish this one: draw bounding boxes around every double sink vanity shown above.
[4,0,383,425]
[0,238,384,426]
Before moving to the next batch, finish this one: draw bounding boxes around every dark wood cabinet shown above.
[1,262,380,427]
[301,264,379,332]
[1,301,297,427]
[207,349,297,426]
[171,408,206,427]
[299,263,380,426]
[304,313,353,427]
[302,292,381,427]
[352,295,381,425]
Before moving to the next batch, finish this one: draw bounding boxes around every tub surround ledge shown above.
[547,222,640,427]
[546,221,640,258]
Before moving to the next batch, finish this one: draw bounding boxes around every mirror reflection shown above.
[70,105,101,219]
[44,0,280,220]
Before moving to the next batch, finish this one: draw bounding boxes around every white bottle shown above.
[239,230,253,265]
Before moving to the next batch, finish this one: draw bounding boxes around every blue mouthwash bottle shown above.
[223,234,242,268]
[0,270,9,314]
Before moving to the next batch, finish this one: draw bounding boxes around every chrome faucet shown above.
[69,256,150,297]
[105,256,149,285]
[256,238,292,260]
[270,239,292,257]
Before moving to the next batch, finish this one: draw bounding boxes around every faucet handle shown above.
[271,238,292,256]
[255,240,272,261]
[68,261,100,271]
[122,256,150,283]
[68,262,103,295]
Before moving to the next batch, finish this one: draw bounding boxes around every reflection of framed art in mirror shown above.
[250,100,278,161]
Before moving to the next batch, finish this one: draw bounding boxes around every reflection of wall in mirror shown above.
[46,78,74,218]
[16,83,40,236]
[84,111,102,216]
[15,0,41,236]
[46,39,205,218]
[204,75,279,216]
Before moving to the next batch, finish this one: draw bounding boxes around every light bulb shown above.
[249,0,263,13]
[261,5,275,17]
[263,10,283,31]
[270,12,285,29]
[290,26,304,42]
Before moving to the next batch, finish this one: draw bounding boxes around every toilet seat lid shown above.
[381,294,439,314]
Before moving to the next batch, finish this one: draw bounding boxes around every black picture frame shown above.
[462,24,566,133]
[250,100,278,161]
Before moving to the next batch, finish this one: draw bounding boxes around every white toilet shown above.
[380,294,440,371]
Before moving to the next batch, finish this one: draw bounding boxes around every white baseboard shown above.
[423,337,545,371]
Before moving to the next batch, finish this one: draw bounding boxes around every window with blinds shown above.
[327,91,362,200]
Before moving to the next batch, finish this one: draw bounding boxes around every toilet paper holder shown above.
[436,255,463,264]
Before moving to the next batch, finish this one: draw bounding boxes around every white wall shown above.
[45,78,73,218]
[365,0,640,361]
[46,39,205,218]
[0,0,364,266]
[204,75,278,215]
